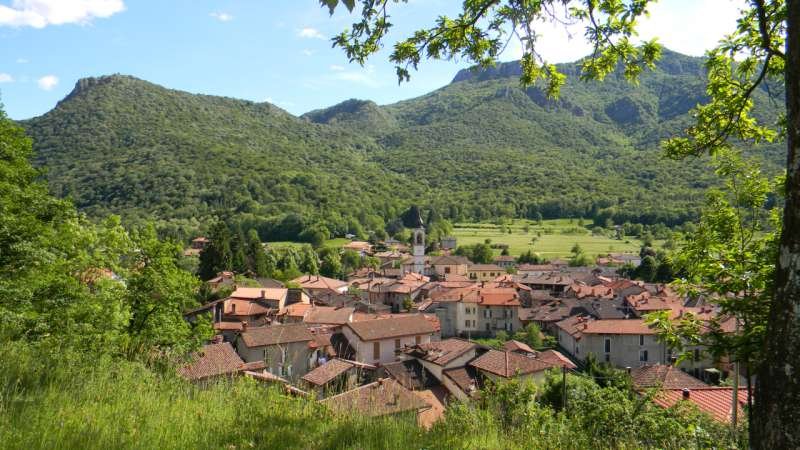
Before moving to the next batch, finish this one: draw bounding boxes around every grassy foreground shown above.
[0,342,738,450]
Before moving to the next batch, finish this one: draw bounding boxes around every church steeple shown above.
[411,208,425,274]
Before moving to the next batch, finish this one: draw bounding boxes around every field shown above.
[452,219,645,259]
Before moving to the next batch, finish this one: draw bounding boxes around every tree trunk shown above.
[753,1,800,447]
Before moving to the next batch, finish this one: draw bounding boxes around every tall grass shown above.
[0,341,740,449]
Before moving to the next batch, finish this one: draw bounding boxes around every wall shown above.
[581,333,668,369]
[342,326,433,365]
[235,339,316,382]
[476,305,522,337]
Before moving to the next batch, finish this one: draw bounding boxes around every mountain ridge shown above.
[19,49,785,238]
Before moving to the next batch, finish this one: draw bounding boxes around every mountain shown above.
[21,50,785,238]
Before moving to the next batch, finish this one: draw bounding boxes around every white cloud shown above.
[0,73,13,83]
[329,64,345,71]
[301,49,314,56]
[298,27,325,39]
[209,11,233,22]
[0,0,125,28]
[16,58,28,63]
[37,74,58,90]
[333,71,380,88]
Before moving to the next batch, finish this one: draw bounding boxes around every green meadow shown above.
[452,219,645,259]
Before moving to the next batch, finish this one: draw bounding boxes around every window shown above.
[373,342,380,360]
[486,323,490,331]
[483,309,489,318]
[465,320,470,328]
[694,348,701,361]
[395,339,401,350]
[576,345,580,355]
[639,350,649,362]
[415,336,421,344]
[604,338,611,353]
[639,335,645,346]
[445,267,451,274]
[604,354,610,362]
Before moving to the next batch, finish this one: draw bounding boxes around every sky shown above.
[0,0,746,120]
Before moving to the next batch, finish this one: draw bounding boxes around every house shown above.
[555,316,667,368]
[400,338,483,383]
[367,275,428,311]
[493,255,517,269]
[469,348,574,383]
[468,264,505,281]
[292,274,349,295]
[516,273,574,295]
[235,324,320,381]
[427,283,523,338]
[609,253,642,267]
[428,255,470,279]
[653,387,748,423]
[342,315,438,365]
[191,236,210,250]
[320,378,431,420]
[630,364,710,390]
[177,342,265,383]
[501,339,536,354]
[279,303,312,323]
[441,366,483,401]
[205,271,235,290]
[301,358,371,397]
[517,264,557,276]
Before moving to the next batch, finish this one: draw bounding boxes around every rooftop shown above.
[301,358,355,386]
[401,338,478,366]
[470,349,561,378]
[631,364,710,390]
[177,343,250,381]
[240,324,314,347]
[320,378,430,417]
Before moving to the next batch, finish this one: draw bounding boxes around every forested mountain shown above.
[21,49,784,239]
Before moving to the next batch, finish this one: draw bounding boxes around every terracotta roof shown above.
[555,315,591,338]
[177,343,245,381]
[292,274,348,291]
[536,350,577,369]
[582,319,656,335]
[304,306,354,325]
[301,358,354,386]
[223,299,274,317]
[569,284,614,299]
[653,388,748,423]
[214,321,244,331]
[345,315,436,341]
[401,338,477,366]
[281,302,311,318]
[442,366,482,396]
[383,359,437,390]
[469,349,555,378]
[229,287,287,301]
[429,255,471,265]
[502,339,535,354]
[240,324,314,347]
[469,264,504,272]
[631,365,709,390]
[320,378,430,417]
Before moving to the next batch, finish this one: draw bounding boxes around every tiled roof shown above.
[402,338,477,366]
[224,299,274,316]
[346,315,436,341]
[177,343,245,381]
[653,388,748,423]
[320,378,430,417]
[517,264,556,272]
[229,287,287,301]
[469,264,504,271]
[442,366,482,396]
[214,321,244,331]
[429,255,471,265]
[292,274,348,291]
[240,324,314,348]
[582,319,656,335]
[555,315,590,338]
[469,349,555,378]
[502,339,535,354]
[301,358,354,386]
[383,359,437,390]
[536,350,577,369]
[631,364,709,390]
[303,306,354,325]
[281,302,311,318]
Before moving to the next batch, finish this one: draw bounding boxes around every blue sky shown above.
[0,0,744,120]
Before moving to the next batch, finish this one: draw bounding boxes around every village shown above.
[179,212,746,428]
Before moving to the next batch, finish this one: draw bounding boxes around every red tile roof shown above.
[239,324,314,347]
[301,358,354,386]
[229,287,287,301]
[320,378,430,417]
[536,350,577,369]
[402,338,477,366]
[469,349,555,378]
[502,339,535,354]
[631,365,709,390]
[303,306,354,325]
[582,319,656,335]
[654,388,748,423]
[177,343,246,381]
[442,366,482,397]
[292,274,348,291]
[346,315,436,341]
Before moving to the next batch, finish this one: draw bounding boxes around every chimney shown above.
[682,388,690,400]
[242,322,248,332]
[261,290,266,299]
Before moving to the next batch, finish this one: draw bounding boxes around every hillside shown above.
[22,50,785,237]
